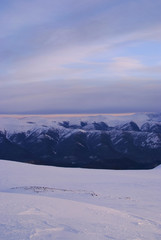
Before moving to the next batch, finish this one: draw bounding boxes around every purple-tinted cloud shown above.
[0,0,161,113]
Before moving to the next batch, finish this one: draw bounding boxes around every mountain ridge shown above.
[0,113,161,169]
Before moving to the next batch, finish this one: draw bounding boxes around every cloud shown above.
[0,76,160,114]
[0,0,161,113]
[108,57,143,72]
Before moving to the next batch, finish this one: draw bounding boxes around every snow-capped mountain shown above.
[0,112,161,169]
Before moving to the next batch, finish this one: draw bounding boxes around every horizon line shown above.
[0,112,153,118]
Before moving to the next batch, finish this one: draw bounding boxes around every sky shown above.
[0,0,161,114]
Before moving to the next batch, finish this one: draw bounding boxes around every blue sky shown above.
[0,0,161,114]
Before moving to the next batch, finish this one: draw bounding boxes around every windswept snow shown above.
[0,160,161,239]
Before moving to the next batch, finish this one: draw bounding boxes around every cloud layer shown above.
[0,0,161,113]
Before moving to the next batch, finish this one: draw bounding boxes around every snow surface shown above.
[0,160,161,239]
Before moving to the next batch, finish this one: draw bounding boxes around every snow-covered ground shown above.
[0,160,161,239]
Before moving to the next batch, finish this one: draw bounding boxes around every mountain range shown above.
[0,112,161,169]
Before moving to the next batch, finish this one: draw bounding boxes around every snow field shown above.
[0,160,161,239]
